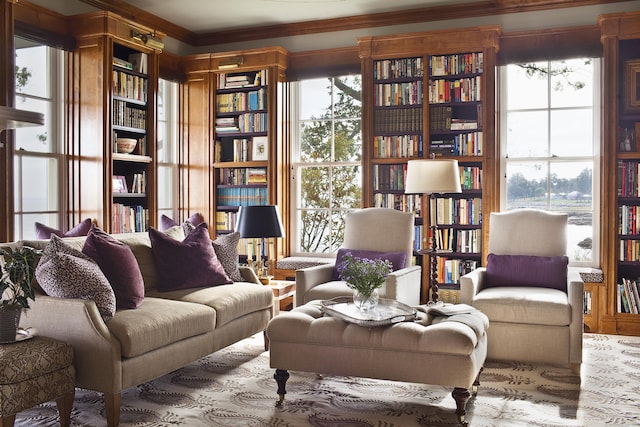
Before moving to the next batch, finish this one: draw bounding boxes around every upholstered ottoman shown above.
[0,336,75,427]
[267,301,488,426]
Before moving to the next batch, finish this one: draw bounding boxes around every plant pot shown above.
[0,307,21,342]
[353,289,379,311]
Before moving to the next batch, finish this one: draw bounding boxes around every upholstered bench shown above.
[0,335,75,427]
[267,301,488,426]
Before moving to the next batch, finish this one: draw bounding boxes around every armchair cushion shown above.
[485,253,568,292]
[332,248,407,281]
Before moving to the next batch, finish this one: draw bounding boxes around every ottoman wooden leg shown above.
[452,387,471,426]
[274,369,290,407]
[56,389,75,427]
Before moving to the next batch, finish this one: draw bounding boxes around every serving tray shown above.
[321,296,416,327]
[0,328,35,344]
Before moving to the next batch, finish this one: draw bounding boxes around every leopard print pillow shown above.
[35,235,116,321]
[212,232,243,282]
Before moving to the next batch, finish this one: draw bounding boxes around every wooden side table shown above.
[269,280,296,315]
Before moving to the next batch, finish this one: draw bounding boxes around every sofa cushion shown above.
[332,248,406,281]
[35,218,92,240]
[146,282,273,328]
[149,223,232,291]
[35,235,116,321]
[106,297,216,358]
[212,232,243,282]
[473,286,571,326]
[83,225,145,309]
[159,212,204,231]
[485,253,568,291]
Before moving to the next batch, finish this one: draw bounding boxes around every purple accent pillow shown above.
[332,248,407,281]
[159,213,204,231]
[35,218,93,239]
[82,225,145,309]
[149,222,232,291]
[485,253,569,292]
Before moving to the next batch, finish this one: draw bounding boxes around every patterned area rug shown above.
[14,333,640,426]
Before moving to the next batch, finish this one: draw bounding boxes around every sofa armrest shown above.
[382,265,422,306]
[20,294,123,394]
[295,264,334,306]
[460,267,487,304]
[567,269,584,365]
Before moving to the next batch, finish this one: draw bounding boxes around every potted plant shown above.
[339,253,392,311]
[0,246,41,342]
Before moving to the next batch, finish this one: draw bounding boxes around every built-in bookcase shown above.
[600,11,640,336]
[359,26,500,303]
[214,69,270,234]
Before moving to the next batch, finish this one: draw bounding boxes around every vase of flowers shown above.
[339,253,392,311]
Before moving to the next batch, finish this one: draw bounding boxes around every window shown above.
[13,38,64,239]
[499,58,600,266]
[291,76,362,255]
[157,78,179,220]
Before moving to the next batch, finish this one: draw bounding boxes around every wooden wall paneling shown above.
[288,47,360,81]
[0,0,15,242]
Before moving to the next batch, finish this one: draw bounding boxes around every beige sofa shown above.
[2,232,274,427]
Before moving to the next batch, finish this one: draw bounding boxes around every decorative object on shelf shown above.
[405,158,462,302]
[338,253,392,311]
[252,136,268,161]
[0,246,41,342]
[624,59,640,113]
[130,30,164,51]
[234,205,285,280]
[116,137,137,154]
[112,175,128,193]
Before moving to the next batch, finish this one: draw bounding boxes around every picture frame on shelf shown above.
[624,59,640,113]
[252,136,268,161]
[113,175,128,193]
[620,126,635,152]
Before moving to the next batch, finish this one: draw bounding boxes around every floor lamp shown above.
[405,159,462,303]
[234,205,285,283]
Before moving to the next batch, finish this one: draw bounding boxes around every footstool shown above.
[0,336,75,427]
[266,300,488,426]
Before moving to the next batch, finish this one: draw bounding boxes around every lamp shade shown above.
[234,205,285,238]
[404,159,462,194]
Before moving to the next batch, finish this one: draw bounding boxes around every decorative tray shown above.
[0,328,35,344]
[321,297,417,327]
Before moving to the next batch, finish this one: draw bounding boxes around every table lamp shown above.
[405,159,462,302]
[234,205,285,282]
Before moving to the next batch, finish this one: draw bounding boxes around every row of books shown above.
[113,70,147,102]
[429,197,482,226]
[374,57,424,80]
[373,135,424,158]
[430,105,482,131]
[374,107,423,134]
[130,172,146,194]
[620,239,640,261]
[216,186,268,207]
[459,165,483,190]
[413,225,423,252]
[112,203,148,233]
[215,210,237,231]
[618,278,640,314]
[217,167,267,185]
[429,76,482,103]
[113,99,146,130]
[433,258,478,285]
[217,70,267,89]
[373,193,423,216]
[429,53,484,77]
[618,160,640,197]
[433,227,482,253]
[375,81,423,106]
[215,138,251,162]
[216,88,267,113]
[430,132,483,157]
[372,163,406,191]
[619,204,640,235]
[215,113,268,134]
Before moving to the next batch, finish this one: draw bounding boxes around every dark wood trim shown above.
[13,0,75,50]
[288,47,360,81]
[75,0,631,47]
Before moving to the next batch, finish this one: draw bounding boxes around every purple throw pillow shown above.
[159,213,204,231]
[332,248,407,281]
[149,222,232,291]
[35,218,92,239]
[485,253,569,292]
[82,225,145,309]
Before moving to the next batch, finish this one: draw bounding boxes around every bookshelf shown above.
[600,11,640,336]
[110,43,153,233]
[359,26,500,303]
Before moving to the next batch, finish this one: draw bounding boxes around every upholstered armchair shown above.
[296,208,422,306]
[460,209,583,373]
